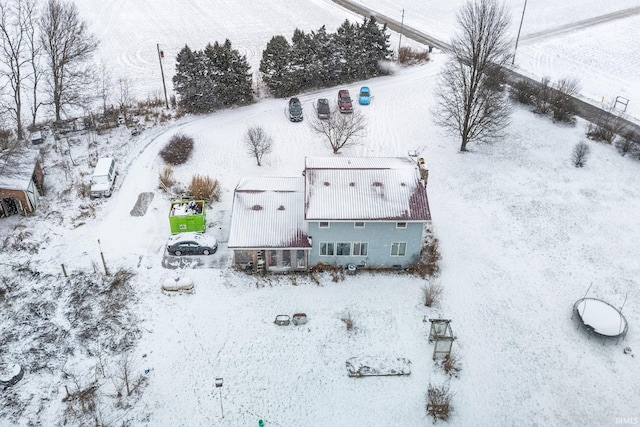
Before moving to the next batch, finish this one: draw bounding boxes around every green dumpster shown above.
[169,200,206,234]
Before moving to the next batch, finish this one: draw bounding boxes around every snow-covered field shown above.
[79,0,640,120]
[2,1,640,426]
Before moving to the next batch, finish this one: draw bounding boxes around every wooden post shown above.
[157,44,170,109]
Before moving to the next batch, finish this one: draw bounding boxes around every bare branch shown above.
[39,0,99,121]
[308,111,367,154]
[433,0,512,151]
[243,126,273,166]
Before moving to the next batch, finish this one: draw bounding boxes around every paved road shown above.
[331,0,640,135]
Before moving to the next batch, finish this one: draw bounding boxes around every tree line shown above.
[173,17,392,113]
[0,0,97,141]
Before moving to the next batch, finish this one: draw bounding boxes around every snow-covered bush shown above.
[422,283,444,307]
[160,133,194,165]
[398,46,429,65]
[426,383,453,422]
[572,141,591,168]
[441,350,462,378]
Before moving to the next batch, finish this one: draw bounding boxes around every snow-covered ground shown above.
[2,1,640,426]
[78,0,640,120]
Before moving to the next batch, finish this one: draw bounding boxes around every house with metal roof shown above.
[228,177,311,273]
[305,157,431,269]
[228,157,430,272]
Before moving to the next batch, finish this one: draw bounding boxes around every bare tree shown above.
[434,0,512,152]
[0,0,36,140]
[243,126,273,166]
[97,63,112,116]
[571,141,590,168]
[24,0,41,128]
[309,111,367,154]
[117,77,131,120]
[39,0,98,121]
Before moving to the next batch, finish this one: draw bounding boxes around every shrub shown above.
[341,311,355,331]
[108,268,135,294]
[398,46,429,65]
[422,283,444,307]
[330,266,345,283]
[441,350,462,378]
[426,383,452,423]
[76,181,90,198]
[158,166,175,191]
[410,236,441,278]
[532,77,552,116]
[551,77,580,123]
[615,130,640,157]
[189,175,221,202]
[572,141,591,168]
[509,79,537,105]
[586,107,627,145]
[586,122,616,143]
[159,133,194,165]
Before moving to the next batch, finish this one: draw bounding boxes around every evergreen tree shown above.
[259,35,296,97]
[358,16,392,78]
[205,40,253,108]
[173,45,213,113]
[309,26,340,88]
[290,28,314,91]
[333,20,360,83]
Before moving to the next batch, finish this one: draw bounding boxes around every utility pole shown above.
[512,0,528,65]
[397,9,405,62]
[215,378,224,418]
[157,44,170,108]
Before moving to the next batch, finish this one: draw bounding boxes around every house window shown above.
[336,242,351,256]
[319,222,330,228]
[320,242,334,256]
[391,242,407,257]
[354,222,365,229]
[296,250,306,268]
[396,222,407,229]
[353,242,368,256]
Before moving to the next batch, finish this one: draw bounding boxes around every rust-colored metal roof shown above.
[304,157,431,221]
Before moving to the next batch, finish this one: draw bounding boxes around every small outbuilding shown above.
[0,150,44,217]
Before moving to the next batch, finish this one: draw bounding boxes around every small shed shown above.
[169,200,206,234]
[0,150,44,217]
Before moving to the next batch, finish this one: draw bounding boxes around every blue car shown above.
[358,86,371,105]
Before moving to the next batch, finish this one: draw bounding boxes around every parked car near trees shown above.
[288,97,303,122]
[359,86,371,105]
[317,98,330,119]
[338,89,353,113]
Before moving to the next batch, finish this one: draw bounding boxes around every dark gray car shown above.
[167,232,218,256]
[317,98,330,119]
[288,97,303,122]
